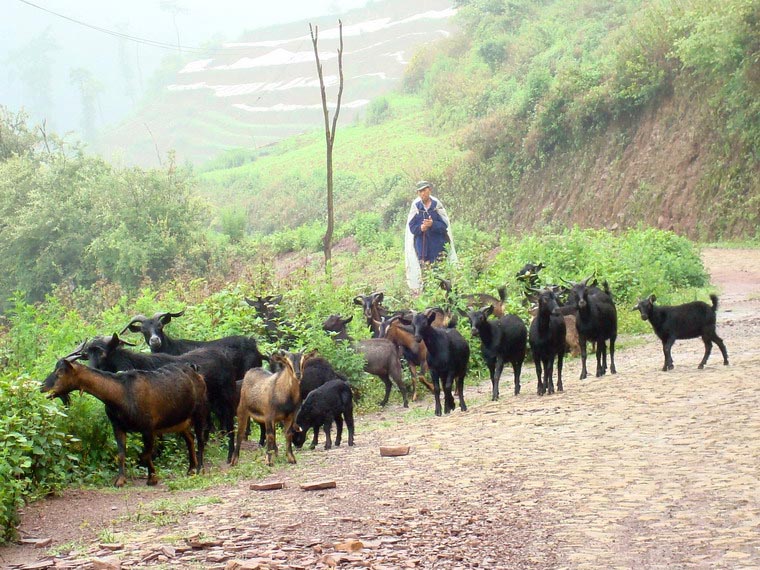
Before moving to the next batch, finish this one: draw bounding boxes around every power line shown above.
[16,0,291,54]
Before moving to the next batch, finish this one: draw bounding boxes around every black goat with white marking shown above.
[633,294,729,371]
[529,288,566,395]
[292,379,355,450]
[412,310,469,416]
[463,306,527,399]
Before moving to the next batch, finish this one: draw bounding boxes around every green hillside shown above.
[196,0,759,240]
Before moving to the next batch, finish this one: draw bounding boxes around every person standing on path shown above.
[405,180,457,292]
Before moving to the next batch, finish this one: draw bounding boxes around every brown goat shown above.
[378,315,434,401]
[322,314,408,407]
[41,359,207,487]
[438,278,507,317]
[231,351,314,467]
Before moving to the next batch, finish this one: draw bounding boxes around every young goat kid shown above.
[633,294,729,371]
[232,351,314,467]
[41,360,207,487]
[463,306,527,399]
[292,379,355,450]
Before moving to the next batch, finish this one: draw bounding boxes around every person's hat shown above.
[415,180,432,192]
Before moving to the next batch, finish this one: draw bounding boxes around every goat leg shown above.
[140,433,159,486]
[334,415,343,447]
[282,418,297,464]
[345,410,355,446]
[113,428,128,488]
[309,426,319,450]
[714,334,729,366]
[663,338,676,370]
[556,352,564,393]
[698,336,713,369]
[456,373,467,412]
[443,373,456,414]
[323,420,333,450]
[534,359,544,396]
[579,338,589,380]
[265,421,277,466]
[431,371,443,416]
[513,358,523,396]
[230,412,249,467]
[609,338,617,374]
[379,375,393,407]
[180,428,198,475]
[492,358,505,401]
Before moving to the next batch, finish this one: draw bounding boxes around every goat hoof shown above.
[114,476,126,488]
[147,475,159,486]
[698,364,705,369]
[724,360,729,366]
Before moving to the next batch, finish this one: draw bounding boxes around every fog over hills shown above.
[96,0,455,166]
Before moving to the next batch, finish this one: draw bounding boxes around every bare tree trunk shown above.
[310,20,344,274]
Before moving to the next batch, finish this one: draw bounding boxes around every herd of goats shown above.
[40,263,730,488]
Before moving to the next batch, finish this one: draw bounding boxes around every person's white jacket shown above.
[404,195,458,291]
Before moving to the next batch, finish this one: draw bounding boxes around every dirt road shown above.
[3,248,759,569]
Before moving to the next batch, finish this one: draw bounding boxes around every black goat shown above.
[245,295,296,349]
[70,334,240,463]
[42,359,206,487]
[564,277,617,380]
[516,262,546,287]
[462,306,527,399]
[633,294,729,371]
[120,311,266,378]
[323,314,408,407]
[412,310,469,416]
[529,288,566,395]
[292,379,355,450]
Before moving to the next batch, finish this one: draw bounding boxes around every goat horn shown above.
[63,339,88,360]
[119,315,148,335]
[558,276,574,285]
[153,310,185,320]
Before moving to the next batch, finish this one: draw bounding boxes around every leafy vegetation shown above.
[0,220,715,542]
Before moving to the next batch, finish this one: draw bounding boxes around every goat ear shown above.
[426,311,437,325]
[537,263,546,270]
[649,294,656,303]
[343,315,353,324]
[457,308,467,318]
[107,333,121,350]
[353,296,364,306]
[270,295,283,304]
[244,297,256,307]
[159,310,184,324]
[483,305,494,318]
[373,292,384,304]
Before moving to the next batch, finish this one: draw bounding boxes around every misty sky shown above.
[1,0,369,133]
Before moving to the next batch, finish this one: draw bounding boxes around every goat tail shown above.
[497,285,507,302]
[710,294,719,312]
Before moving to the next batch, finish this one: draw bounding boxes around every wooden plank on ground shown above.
[380,445,410,457]
[250,481,285,491]
[300,480,337,491]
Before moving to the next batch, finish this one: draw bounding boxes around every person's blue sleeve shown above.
[409,213,423,236]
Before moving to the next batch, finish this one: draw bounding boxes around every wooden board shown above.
[300,480,337,491]
[379,445,410,457]
[249,481,285,491]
